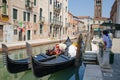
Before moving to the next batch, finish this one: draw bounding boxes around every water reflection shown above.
[0,41,85,80]
[48,67,75,80]
[16,64,85,80]
[7,43,56,60]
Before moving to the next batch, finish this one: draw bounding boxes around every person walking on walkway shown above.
[101,30,112,68]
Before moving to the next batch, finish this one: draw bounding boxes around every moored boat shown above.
[2,37,72,73]
[2,44,56,73]
[30,54,75,77]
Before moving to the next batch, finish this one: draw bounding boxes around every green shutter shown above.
[13,8,17,19]
[23,12,26,21]
[27,13,30,21]
[34,0,36,6]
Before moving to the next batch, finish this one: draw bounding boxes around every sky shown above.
[68,0,115,18]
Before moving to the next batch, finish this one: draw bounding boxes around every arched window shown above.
[40,8,43,20]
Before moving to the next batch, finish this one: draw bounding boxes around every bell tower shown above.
[94,0,102,18]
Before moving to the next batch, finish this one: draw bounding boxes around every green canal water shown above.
[0,43,85,80]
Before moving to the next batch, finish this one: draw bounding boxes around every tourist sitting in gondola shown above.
[46,43,67,56]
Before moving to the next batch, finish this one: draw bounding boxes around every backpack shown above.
[108,36,112,47]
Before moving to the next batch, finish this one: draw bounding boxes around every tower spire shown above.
[94,0,102,18]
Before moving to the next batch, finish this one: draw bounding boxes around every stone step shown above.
[83,61,97,64]
[83,54,97,58]
[83,57,97,61]
[85,51,97,54]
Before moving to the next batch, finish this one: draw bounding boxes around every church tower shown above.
[94,0,102,18]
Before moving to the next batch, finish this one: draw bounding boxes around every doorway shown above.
[27,30,31,40]
[19,29,22,41]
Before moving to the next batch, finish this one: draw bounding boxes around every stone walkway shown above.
[103,54,120,80]
[102,38,120,80]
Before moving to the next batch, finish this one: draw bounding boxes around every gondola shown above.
[2,37,72,73]
[2,44,56,73]
[30,54,75,77]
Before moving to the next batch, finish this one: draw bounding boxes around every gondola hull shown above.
[5,54,56,73]
[31,55,75,77]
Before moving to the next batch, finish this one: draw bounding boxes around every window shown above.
[23,12,26,21]
[27,13,30,21]
[34,15,36,23]
[50,12,52,22]
[60,16,61,22]
[96,1,101,5]
[40,24,43,34]
[34,0,36,6]
[98,21,100,24]
[2,0,7,3]
[65,6,67,12]
[109,21,111,23]
[63,28,64,34]
[50,0,52,4]
[13,8,17,19]
[26,0,30,6]
[65,18,67,23]
[40,8,42,20]
[23,12,30,22]
[50,26,52,34]
[34,30,36,34]
[14,29,17,35]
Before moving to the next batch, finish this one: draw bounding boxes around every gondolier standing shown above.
[101,30,112,68]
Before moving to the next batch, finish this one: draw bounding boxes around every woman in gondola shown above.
[46,43,67,56]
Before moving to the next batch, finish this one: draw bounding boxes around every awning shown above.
[100,22,120,27]
[100,22,114,26]
[100,22,120,30]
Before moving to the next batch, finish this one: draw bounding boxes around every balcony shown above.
[25,0,33,10]
[0,14,9,22]
[50,19,63,26]
[39,17,45,24]
[53,2,62,13]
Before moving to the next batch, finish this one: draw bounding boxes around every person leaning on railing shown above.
[101,30,112,69]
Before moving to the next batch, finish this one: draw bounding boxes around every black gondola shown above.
[31,54,75,77]
[2,37,72,74]
[2,44,56,73]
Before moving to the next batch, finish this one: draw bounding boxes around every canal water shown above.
[0,42,85,80]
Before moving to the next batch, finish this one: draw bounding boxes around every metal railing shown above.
[50,19,63,26]
[53,2,61,13]
[25,0,33,10]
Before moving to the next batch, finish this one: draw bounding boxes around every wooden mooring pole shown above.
[26,42,33,68]
[75,34,83,67]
